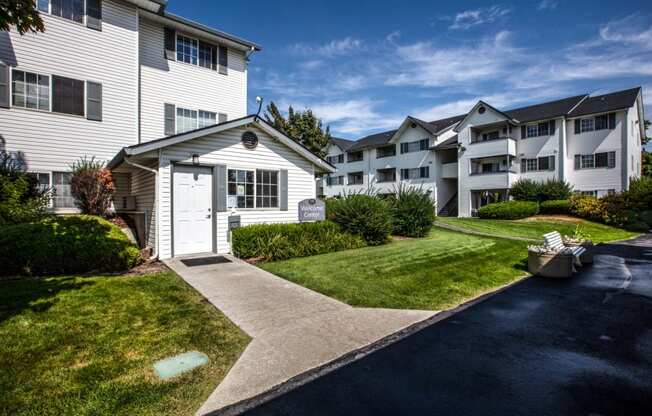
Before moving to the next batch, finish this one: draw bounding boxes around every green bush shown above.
[0,152,51,226]
[388,184,435,237]
[0,215,141,277]
[539,199,571,215]
[477,200,539,220]
[509,179,540,202]
[231,221,364,261]
[327,193,392,245]
[569,195,604,222]
[510,178,573,202]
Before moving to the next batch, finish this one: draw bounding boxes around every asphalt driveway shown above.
[241,234,652,416]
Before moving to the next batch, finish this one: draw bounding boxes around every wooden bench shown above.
[543,231,586,267]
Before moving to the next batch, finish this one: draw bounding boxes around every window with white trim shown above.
[400,167,429,180]
[228,169,254,209]
[176,35,198,65]
[580,118,594,132]
[326,154,344,164]
[575,151,616,170]
[326,175,344,186]
[198,110,216,128]
[521,156,555,172]
[256,170,279,208]
[526,125,538,138]
[12,70,49,111]
[38,0,85,23]
[198,42,213,69]
[400,139,429,154]
[348,171,364,185]
[176,107,197,133]
[52,171,74,208]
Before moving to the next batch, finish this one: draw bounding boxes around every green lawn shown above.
[0,271,250,416]
[261,229,529,311]
[435,216,638,243]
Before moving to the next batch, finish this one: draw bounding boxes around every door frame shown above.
[171,162,218,257]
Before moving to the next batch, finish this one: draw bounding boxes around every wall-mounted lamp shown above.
[192,154,200,165]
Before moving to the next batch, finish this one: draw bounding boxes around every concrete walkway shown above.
[164,255,435,415]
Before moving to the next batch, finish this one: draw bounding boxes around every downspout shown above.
[124,156,159,260]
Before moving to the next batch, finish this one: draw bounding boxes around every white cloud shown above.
[289,37,363,58]
[598,15,652,48]
[537,0,558,11]
[448,5,512,30]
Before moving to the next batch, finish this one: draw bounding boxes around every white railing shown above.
[442,162,458,178]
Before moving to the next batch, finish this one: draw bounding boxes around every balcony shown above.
[441,162,458,178]
[466,136,517,158]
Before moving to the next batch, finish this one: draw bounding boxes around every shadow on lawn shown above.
[0,277,94,324]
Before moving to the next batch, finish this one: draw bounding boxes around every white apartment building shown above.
[1,0,335,258]
[323,88,646,217]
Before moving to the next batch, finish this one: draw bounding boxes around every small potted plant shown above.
[563,225,594,264]
[527,245,574,278]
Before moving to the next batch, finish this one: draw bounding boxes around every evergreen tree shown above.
[0,0,45,34]
[264,102,331,158]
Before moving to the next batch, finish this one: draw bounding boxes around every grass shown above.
[0,271,250,416]
[260,229,529,311]
[435,215,639,243]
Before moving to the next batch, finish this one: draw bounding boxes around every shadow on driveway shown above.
[241,234,652,416]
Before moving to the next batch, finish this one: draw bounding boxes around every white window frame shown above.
[198,41,213,69]
[176,107,217,133]
[52,171,75,209]
[11,68,51,112]
[581,154,595,169]
[580,118,595,133]
[255,169,280,209]
[37,0,86,26]
[227,167,281,210]
[198,110,216,128]
[176,34,198,65]
[526,124,538,138]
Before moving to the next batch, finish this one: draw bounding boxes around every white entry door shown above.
[173,165,213,256]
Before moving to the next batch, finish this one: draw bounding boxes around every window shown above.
[575,151,616,170]
[347,151,363,162]
[526,125,538,138]
[198,42,213,69]
[12,70,49,111]
[376,144,396,158]
[52,75,84,116]
[526,159,538,171]
[578,190,598,197]
[37,0,49,12]
[198,110,216,128]
[376,168,396,183]
[256,170,278,208]
[538,156,550,171]
[580,118,594,133]
[228,169,254,209]
[575,113,616,134]
[478,131,500,142]
[176,35,198,65]
[28,172,51,193]
[52,172,74,208]
[348,171,364,185]
[521,156,555,172]
[581,154,594,169]
[43,0,85,23]
[326,175,344,186]
[595,114,608,130]
[176,107,197,133]
[326,154,344,165]
[537,122,549,136]
[400,139,429,154]
[401,167,429,180]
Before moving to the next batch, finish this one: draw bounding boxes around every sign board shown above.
[227,215,241,241]
[298,198,326,222]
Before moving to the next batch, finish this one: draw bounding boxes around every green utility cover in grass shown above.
[153,351,209,380]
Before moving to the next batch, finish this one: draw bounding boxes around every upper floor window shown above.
[574,151,616,170]
[198,110,216,128]
[176,107,197,133]
[326,154,344,165]
[38,0,84,24]
[177,35,198,65]
[376,168,396,183]
[12,70,49,111]
[522,120,555,138]
[376,144,396,159]
[198,42,213,69]
[574,113,616,134]
[400,139,429,154]
[348,171,364,185]
[52,75,84,116]
[326,175,344,186]
[521,156,555,173]
[400,167,429,180]
[347,150,363,162]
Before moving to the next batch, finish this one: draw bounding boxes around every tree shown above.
[264,102,331,158]
[0,0,45,34]
[643,151,652,178]
[70,157,115,216]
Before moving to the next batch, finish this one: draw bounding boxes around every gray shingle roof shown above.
[504,95,587,122]
[329,137,355,151]
[569,87,641,117]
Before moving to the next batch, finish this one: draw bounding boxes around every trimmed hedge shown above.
[327,193,393,245]
[0,215,141,277]
[477,200,539,220]
[539,199,570,215]
[510,178,573,202]
[388,184,435,237]
[231,221,364,261]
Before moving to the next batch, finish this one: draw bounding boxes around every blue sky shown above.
[168,0,652,144]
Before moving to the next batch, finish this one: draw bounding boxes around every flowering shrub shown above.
[70,156,115,216]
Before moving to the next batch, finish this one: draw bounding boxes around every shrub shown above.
[539,179,573,201]
[539,199,571,215]
[477,200,539,220]
[0,151,51,226]
[568,195,604,222]
[387,184,435,237]
[509,179,540,202]
[626,176,652,211]
[231,221,364,261]
[327,193,392,245]
[70,156,115,216]
[0,215,141,277]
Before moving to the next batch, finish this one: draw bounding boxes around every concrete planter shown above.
[528,250,574,278]
[564,241,594,264]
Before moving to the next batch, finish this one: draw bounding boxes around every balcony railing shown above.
[442,162,458,178]
[470,170,517,176]
[470,135,515,144]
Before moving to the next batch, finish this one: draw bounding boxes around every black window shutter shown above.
[280,169,288,211]
[608,112,616,129]
[0,63,8,108]
[549,119,556,135]
[574,119,581,134]
[164,103,175,135]
[164,28,176,60]
[574,155,581,170]
[218,113,227,123]
[482,133,487,141]
[219,45,228,75]
[86,81,102,121]
[216,164,227,212]
[86,0,102,31]
[211,45,218,71]
[549,155,555,171]
[520,125,526,139]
